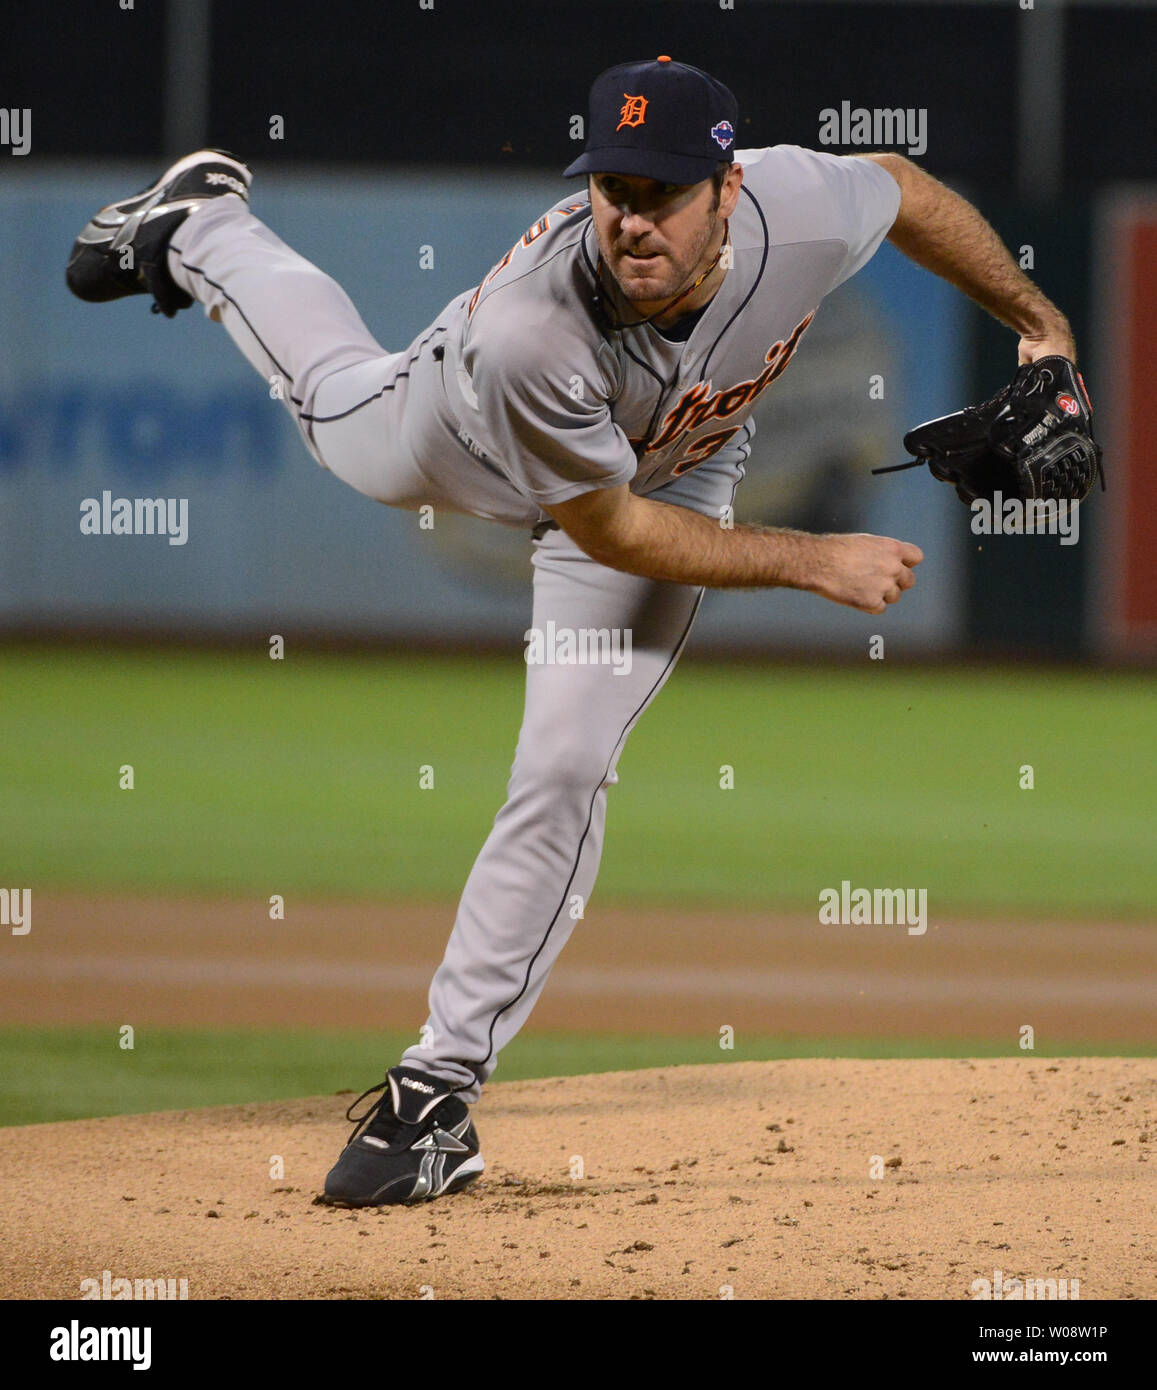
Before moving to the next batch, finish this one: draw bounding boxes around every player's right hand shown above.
[808,533,923,614]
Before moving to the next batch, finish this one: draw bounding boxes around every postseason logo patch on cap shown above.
[710,120,734,150]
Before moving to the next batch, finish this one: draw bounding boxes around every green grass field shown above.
[2,646,1154,915]
[2,646,1152,1126]
[3,1026,1146,1128]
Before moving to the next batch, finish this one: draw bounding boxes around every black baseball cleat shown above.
[322,1066,485,1207]
[66,149,251,318]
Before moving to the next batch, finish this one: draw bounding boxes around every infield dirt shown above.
[1,1058,1153,1300]
[3,893,1152,1040]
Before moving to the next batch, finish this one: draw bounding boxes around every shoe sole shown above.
[322,1153,486,1209]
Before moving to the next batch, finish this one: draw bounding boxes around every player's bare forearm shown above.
[571,493,824,587]
[862,153,1077,364]
[545,486,922,614]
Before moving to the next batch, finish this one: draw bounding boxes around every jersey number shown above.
[671,427,741,476]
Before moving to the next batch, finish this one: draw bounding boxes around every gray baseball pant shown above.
[168,197,705,1103]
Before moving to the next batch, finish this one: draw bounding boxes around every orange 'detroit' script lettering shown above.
[646,310,816,453]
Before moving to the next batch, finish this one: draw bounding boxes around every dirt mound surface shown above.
[1,1059,1153,1300]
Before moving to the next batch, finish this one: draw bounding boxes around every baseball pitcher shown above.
[67,57,1094,1205]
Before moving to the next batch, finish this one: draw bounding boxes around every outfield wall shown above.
[4,165,967,651]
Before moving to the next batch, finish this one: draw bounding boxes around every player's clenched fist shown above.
[807,533,923,614]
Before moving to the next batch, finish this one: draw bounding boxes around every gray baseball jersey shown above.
[167,144,900,1103]
[424,144,900,523]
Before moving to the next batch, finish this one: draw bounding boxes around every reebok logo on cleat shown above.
[205,171,246,195]
[400,1076,437,1094]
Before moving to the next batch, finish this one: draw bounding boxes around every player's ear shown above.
[720,164,743,216]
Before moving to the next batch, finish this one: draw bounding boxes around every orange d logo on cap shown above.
[616,94,649,130]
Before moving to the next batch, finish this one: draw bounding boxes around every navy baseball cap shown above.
[564,56,740,185]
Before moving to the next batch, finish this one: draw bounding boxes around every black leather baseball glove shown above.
[877,356,1104,505]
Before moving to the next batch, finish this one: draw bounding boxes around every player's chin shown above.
[615,259,674,300]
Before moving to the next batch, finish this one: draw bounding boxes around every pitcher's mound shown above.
[1,1058,1152,1300]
